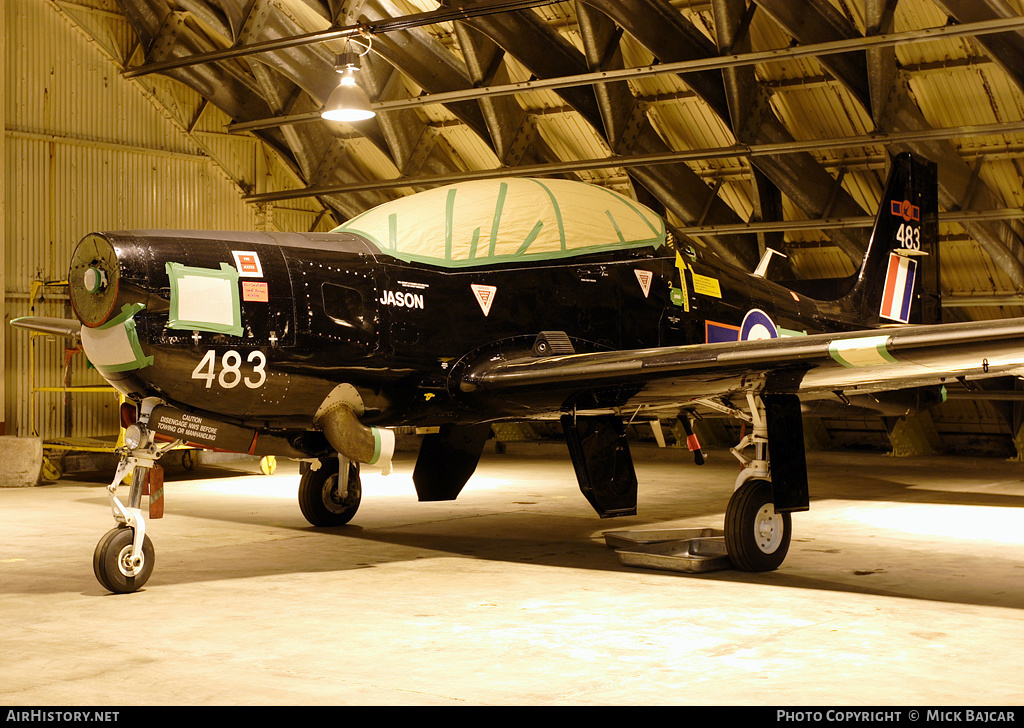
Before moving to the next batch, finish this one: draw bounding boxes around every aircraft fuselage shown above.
[85,226,860,452]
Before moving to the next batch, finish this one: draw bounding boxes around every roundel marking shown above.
[740,309,778,341]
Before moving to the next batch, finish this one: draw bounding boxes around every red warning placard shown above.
[242,281,269,302]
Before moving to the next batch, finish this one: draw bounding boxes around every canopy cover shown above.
[331,178,666,268]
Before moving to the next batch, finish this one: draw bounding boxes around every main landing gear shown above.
[725,478,790,572]
[698,392,807,572]
[93,399,180,594]
[725,394,790,571]
[298,456,362,526]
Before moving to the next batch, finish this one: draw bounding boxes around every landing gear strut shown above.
[93,398,180,594]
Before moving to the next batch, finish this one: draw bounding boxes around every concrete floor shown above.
[2,442,1023,706]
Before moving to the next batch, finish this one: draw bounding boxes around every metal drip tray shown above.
[604,528,733,573]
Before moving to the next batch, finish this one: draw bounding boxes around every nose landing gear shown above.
[93,398,180,594]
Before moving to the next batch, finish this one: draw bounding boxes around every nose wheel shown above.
[93,398,181,594]
[93,526,155,594]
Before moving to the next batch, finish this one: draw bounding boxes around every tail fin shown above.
[840,152,939,326]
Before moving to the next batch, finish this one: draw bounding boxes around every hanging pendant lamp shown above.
[321,40,376,122]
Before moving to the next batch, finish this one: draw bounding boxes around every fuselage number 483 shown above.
[191,349,267,389]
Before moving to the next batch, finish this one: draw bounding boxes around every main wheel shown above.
[725,478,791,572]
[298,458,361,526]
[93,526,154,594]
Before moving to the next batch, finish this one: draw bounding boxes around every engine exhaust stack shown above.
[313,385,395,473]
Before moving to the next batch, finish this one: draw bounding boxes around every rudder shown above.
[840,152,938,326]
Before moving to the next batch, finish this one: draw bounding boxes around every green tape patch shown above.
[829,336,898,368]
[165,262,242,337]
[80,305,154,373]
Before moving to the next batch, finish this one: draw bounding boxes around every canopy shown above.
[331,178,666,268]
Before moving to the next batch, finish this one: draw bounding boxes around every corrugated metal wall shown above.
[4,0,262,440]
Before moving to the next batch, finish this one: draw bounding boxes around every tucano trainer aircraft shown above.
[14,152,1024,593]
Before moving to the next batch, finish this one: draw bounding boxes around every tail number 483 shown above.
[192,349,267,389]
[896,222,920,250]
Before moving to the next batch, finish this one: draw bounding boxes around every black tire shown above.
[725,478,791,572]
[93,526,154,594]
[298,458,361,526]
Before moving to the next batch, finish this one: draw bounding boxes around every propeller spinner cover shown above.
[69,233,121,328]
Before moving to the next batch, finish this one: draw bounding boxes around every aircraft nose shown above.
[69,233,121,327]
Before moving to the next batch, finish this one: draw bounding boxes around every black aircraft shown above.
[15,152,1024,593]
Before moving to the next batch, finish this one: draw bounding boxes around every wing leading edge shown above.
[458,317,1024,406]
[10,317,82,339]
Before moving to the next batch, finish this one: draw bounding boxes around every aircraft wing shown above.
[458,317,1024,409]
[10,316,82,339]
